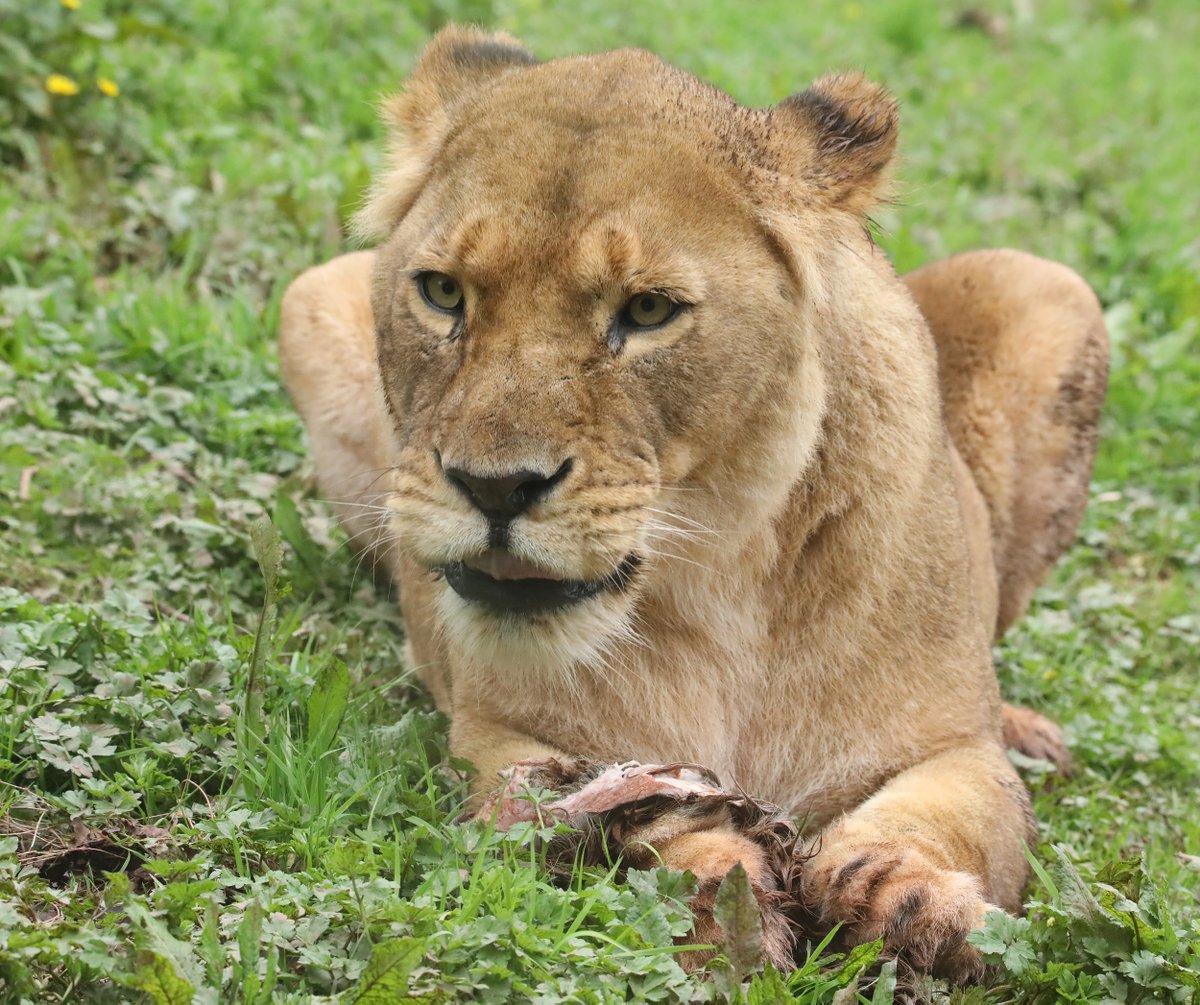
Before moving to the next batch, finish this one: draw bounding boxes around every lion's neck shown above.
[645,268,967,664]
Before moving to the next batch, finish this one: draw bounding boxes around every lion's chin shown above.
[435,585,639,679]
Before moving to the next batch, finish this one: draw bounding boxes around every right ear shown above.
[355,26,537,241]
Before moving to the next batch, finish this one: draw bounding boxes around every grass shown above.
[1,0,1198,1001]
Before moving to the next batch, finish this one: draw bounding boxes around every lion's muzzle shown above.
[440,454,574,524]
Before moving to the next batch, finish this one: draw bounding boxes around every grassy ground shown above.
[1,0,1198,1001]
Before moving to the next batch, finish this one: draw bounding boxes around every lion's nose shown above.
[440,456,573,519]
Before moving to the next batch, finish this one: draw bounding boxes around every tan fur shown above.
[279,27,1107,976]
[905,250,1109,636]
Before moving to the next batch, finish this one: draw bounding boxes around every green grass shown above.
[1,0,1198,1001]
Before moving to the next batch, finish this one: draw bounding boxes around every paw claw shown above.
[809,845,988,980]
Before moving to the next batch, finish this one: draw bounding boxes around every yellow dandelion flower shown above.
[60,0,81,9]
[45,74,80,96]
[97,77,120,97]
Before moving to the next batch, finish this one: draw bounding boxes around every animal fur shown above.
[278,27,1107,978]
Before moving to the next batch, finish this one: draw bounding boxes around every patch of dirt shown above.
[1,811,172,884]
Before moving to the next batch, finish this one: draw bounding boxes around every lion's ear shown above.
[355,27,537,241]
[770,72,899,215]
[386,25,537,138]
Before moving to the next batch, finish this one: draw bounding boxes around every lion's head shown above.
[358,27,904,673]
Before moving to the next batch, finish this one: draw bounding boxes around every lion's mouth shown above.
[441,550,639,614]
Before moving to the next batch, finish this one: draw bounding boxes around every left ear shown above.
[354,26,538,242]
[768,72,899,215]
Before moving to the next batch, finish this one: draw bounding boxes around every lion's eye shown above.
[418,272,464,313]
[622,292,676,328]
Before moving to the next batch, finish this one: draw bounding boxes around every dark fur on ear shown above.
[355,26,537,241]
[771,72,899,215]
[393,26,538,137]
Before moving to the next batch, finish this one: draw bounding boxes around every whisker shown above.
[643,506,724,536]
[327,507,390,560]
[641,520,709,546]
[332,499,396,514]
[639,538,721,578]
[318,465,399,500]
[350,513,399,587]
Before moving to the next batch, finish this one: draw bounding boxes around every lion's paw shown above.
[807,844,991,980]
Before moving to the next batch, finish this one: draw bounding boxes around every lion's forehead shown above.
[402,54,771,291]
[433,57,760,215]
[438,121,747,213]
[472,48,745,132]
[422,125,761,293]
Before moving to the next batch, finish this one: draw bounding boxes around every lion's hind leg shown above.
[905,249,1108,637]
[278,250,396,570]
[1001,702,1069,772]
[906,250,1108,774]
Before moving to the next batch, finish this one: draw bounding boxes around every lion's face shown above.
[360,30,898,671]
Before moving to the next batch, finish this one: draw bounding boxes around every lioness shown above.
[279,27,1107,978]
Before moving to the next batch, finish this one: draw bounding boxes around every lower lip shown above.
[441,556,640,614]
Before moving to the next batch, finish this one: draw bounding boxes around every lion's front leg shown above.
[804,743,1034,980]
[452,716,582,811]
